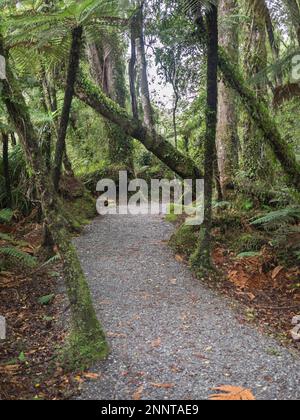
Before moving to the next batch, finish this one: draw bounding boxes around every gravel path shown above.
[75,211,300,400]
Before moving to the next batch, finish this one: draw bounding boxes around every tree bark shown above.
[74,73,203,183]
[136,4,155,131]
[87,35,134,174]
[129,13,139,119]
[242,1,271,180]
[0,37,108,368]
[1,132,12,208]
[218,48,300,191]
[195,22,300,191]
[216,0,239,196]
[53,26,83,191]
[191,5,218,273]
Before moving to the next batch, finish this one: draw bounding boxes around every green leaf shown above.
[38,294,55,306]
[237,251,261,258]
[18,352,27,363]
[0,209,13,223]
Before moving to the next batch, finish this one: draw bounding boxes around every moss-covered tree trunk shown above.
[191,5,218,273]
[0,37,108,369]
[87,34,134,174]
[218,49,300,191]
[242,1,271,180]
[74,73,203,183]
[216,0,239,196]
[53,26,83,192]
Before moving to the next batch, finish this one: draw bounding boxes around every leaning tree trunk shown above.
[190,5,218,273]
[87,34,134,174]
[1,132,12,208]
[216,0,239,197]
[53,26,83,192]
[74,72,203,185]
[0,37,108,369]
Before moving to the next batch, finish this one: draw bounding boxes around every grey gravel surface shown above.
[74,211,300,400]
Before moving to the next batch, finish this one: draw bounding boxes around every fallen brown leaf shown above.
[175,255,184,263]
[151,338,161,348]
[132,385,144,400]
[271,266,284,280]
[83,372,100,380]
[209,385,255,401]
[150,383,174,389]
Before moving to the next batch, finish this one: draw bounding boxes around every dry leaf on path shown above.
[151,338,161,348]
[209,385,256,401]
[83,372,100,380]
[150,383,174,389]
[133,385,144,400]
[175,255,184,263]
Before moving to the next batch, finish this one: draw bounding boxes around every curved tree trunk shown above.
[74,73,203,184]
[0,37,108,369]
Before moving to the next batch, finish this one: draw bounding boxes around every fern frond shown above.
[0,247,37,268]
[0,209,13,223]
[251,207,300,228]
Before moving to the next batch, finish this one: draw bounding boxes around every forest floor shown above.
[75,209,300,401]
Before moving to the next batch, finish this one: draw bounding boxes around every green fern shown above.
[0,247,37,268]
[0,209,13,223]
[251,207,300,229]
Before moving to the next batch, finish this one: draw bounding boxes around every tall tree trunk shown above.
[191,5,218,273]
[87,34,134,174]
[0,37,108,369]
[2,132,12,208]
[136,4,155,131]
[242,1,270,180]
[216,0,239,197]
[53,26,83,191]
[129,13,139,119]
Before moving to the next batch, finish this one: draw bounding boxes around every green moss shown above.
[169,223,199,258]
[64,192,97,231]
[234,232,267,253]
[61,330,109,372]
